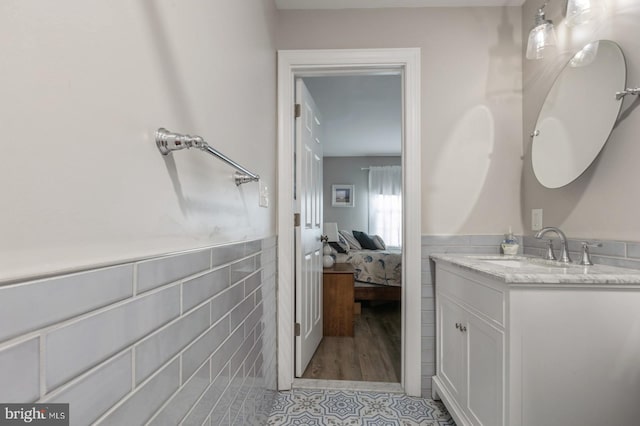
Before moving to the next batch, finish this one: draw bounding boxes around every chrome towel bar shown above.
[155,128,259,186]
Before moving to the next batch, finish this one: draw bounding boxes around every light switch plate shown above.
[532,209,543,231]
[259,182,269,208]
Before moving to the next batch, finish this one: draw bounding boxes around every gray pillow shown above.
[372,235,386,250]
[339,230,362,250]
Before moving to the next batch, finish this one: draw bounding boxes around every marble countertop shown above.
[430,254,640,286]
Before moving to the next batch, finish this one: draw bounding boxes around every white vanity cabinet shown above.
[432,257,640,426]
[435,264,505,426]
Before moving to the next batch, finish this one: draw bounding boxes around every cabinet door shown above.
[438,297,467,405]
[466,313,504,426]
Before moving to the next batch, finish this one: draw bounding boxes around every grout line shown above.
[39,334,46,398]
[144,356,209,426]
[180,282,184,316]
[93,357,179,425]
[0,282,182,353]
[132,263,138,296]
[181,362,231,424]
[131,347,136,390]
[39,349,132,403]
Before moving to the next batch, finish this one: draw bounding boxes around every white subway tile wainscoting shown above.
[0,237,277,425]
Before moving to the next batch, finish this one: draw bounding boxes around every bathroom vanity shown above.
[430,254,640,426]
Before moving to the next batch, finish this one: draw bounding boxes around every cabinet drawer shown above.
[436,266,505,326]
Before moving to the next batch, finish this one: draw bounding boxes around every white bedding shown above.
[334,248,402,287]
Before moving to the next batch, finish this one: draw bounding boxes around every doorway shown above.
[276,48,422,396]
[301,74,402,382]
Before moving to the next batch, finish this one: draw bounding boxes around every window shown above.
[368,166,402,247]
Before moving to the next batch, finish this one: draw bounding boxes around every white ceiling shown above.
[276,0,525,9]
[303,75,402,157]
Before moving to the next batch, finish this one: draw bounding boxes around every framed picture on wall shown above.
[331,184,355,207]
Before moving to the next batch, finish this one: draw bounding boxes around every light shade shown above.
[566,0,605,27]
[324,222,339,242]
[570,40,600,68]
[526,7,557,60]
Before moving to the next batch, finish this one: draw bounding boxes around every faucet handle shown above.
[544,239,557,261]
[579,241,602,266]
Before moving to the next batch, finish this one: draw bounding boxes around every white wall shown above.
[303,75,402,156]
[521,0,640,241]
[323,156,402,232]
[0,1,278,281]
[277,7,524,236]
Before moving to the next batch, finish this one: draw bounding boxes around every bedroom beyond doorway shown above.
[300,74,403,383]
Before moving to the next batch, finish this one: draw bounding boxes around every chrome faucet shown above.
[534,227,572,263]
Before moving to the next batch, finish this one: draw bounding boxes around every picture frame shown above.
[331,184,355,207]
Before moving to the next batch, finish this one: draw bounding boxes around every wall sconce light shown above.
[566,0,605,27]
[526,2,558,60]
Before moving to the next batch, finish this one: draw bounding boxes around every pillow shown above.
[372,235,386,250]
[338,233,350,251]
[352,230,379,250]
[339,230,362,250]
[329,233,350,254]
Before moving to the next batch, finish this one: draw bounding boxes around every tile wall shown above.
[522,236,640,270]
[0,237,277,426]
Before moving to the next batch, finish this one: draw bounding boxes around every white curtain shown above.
[368,166,402,248]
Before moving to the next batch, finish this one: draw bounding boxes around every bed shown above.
[333,248,402,287]
[331,230,402,301]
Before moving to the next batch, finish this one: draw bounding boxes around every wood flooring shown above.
[301,301,401,382]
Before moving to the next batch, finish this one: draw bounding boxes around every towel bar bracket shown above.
[155,128,259,186]
[615,87,640,101]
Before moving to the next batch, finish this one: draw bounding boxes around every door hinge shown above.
[294,103,301,118]
[295,322,301,336]
[294,213,300,227]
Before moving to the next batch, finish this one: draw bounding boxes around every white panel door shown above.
[295,78,323,377]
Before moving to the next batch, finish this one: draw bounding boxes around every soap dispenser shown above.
[501,226,519,255]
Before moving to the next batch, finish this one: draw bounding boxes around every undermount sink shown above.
[482,259,532,268]
[471,256,577,269]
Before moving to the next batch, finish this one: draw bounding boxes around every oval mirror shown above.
[532,40,626,188]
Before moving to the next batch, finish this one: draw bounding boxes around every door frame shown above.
[276,48,422,396]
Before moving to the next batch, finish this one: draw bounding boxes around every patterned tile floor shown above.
[266,388,455,425]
